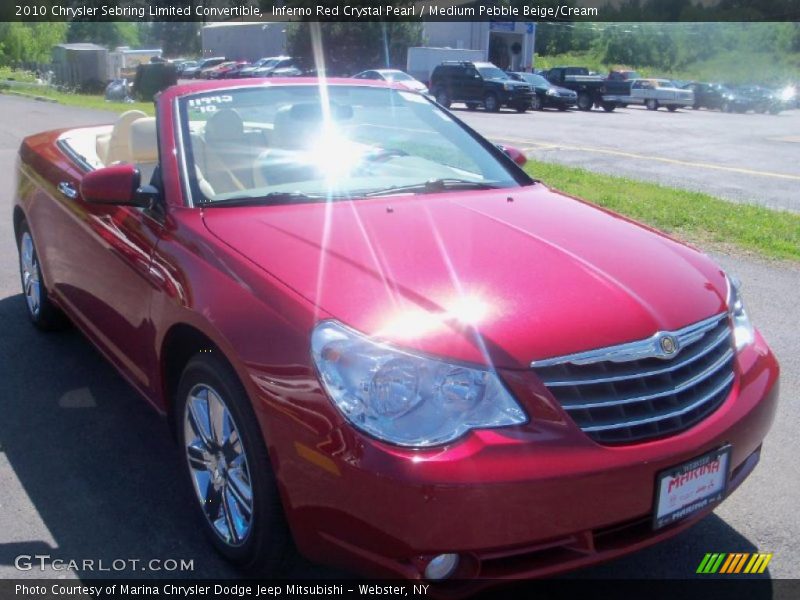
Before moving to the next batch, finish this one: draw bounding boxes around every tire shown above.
[722,101,731,113]
[514,103,527,113]
[576,92,592,111]
[176,352,292,575]
[692,103,699,110]
[465,102,479,111]
[434,89,451,109]
[557,106,569,111]
[667,105,679,112]
[601,102,616,112]
[646,99,659,111]
[484,93,500,112]
[530,95,543,111]
[17,221,67,331]
[769,107,781,115]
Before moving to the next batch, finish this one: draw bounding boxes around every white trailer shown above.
[406,47,485,85]
[108,47,163,79]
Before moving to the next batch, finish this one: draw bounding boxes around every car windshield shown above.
[522,74,549,86]
[477,66,508,80]
[383,71,413,82]
[180,85,522,205]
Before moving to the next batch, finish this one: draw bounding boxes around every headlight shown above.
[726,276,754,350]
[503,82,513,91]
[311,321,527,447]
[546,88,558,96]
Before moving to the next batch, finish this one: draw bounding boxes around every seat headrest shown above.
[129,117,158,163]
[115,109,148,131]
[204,109,244,143]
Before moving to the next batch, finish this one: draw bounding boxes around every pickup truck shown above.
[543,66,630,112]
[603,79,695,111]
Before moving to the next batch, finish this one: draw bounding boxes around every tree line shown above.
[534,22,800,72]
[0,22,201,68]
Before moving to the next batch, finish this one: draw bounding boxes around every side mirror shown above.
[81,164,155,208]
[498,145,528,167]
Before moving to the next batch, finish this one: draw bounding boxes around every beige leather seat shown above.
[97,110,148,165]
[128,117,158,184]
[194,109,256,195]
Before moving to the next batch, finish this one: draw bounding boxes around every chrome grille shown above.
[531,313,734,444]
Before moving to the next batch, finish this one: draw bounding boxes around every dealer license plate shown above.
[653,445,731,530]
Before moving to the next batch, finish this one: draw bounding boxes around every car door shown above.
[631,80,644,102]
[33,144,163,394]
[462,66,484,101]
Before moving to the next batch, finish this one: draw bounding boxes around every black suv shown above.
[429,61,533,112]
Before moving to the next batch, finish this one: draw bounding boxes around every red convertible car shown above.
[13,78,778,582]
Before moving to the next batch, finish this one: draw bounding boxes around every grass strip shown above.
[524,160,800,262]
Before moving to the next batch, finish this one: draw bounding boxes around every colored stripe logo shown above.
[696,553,772,574]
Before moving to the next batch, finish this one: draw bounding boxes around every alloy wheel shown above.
[184,383,254,547]
[20,232,41,318]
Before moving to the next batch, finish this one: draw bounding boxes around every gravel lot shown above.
[0,95,797,581]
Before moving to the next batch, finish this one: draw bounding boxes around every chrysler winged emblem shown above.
[660,335,678,355]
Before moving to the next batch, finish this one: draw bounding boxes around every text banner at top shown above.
[3,0,800,22]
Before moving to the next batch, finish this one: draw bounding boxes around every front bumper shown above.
[269,331,778,581]
[544,95,577,108]
[500,90,534,107]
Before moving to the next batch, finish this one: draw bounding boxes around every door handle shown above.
[57,181,78,199]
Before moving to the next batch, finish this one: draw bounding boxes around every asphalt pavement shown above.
[0,95,797,581]
[457,103,800,213]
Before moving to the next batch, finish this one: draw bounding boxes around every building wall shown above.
[421,22,535,71]
[422,22,485,51]
[201,23,287,62]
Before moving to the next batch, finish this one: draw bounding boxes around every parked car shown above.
[249,56,295,78]
[544,66,620,111]
[734,85,783,114]
[353,69,429,95]
[682,82,728,110]
[219,62,252,79]
[174,60,198,77]
[202,61,244,80]
[14,79,778,584]
[269,67,303,78]
[507,72,577,110]
[604,78,694,111]
[182,57,225,79]
[236,57,275,78]
[430,61,533,112]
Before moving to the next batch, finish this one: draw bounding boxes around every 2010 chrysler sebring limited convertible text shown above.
[13,79,778,583]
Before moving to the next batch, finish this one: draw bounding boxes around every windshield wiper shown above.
[202,191,326,208]
[363,178,502,197]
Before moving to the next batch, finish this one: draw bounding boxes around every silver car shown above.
[606,78,694,112]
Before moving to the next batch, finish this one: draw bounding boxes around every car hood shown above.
[202,185,727,369]
[489,77,527,87]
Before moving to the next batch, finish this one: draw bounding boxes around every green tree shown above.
[144,22,201,57]
[67,22,139,49]
[0,23,68,67]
